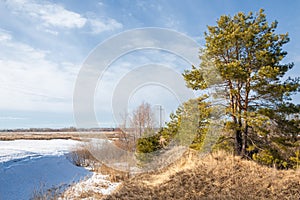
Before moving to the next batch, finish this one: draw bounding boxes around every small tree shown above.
[130,102,156,138]
[119,102,156,151]
[136,96,212,155]
[183,9,300,157]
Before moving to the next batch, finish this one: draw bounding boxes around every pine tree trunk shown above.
[235,129,243,155]
[241,127,248,157]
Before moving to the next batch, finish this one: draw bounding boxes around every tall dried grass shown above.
[104,150,300,200]
[68,141,130,181]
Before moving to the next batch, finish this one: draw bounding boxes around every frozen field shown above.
[0,139,90,200]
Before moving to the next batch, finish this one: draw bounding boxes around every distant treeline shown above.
[0,127,121,132]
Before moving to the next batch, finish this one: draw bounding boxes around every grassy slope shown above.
[104,150,300,200]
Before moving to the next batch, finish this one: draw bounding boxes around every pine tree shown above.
[183,9,300,157]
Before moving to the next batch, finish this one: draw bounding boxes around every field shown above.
[1,132,299,199]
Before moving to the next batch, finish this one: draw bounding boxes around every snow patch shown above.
[61,172,121,199]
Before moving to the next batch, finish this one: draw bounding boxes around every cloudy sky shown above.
[0,0,299,129]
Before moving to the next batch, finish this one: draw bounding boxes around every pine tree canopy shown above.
[183,9,300,157]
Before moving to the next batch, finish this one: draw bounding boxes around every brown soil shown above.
[104,150,300,200]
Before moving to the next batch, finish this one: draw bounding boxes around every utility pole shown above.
[156,105,164,128]
[159,105,162,128]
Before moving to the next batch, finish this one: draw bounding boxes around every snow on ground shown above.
[0,139,122,200]
[0,155,92,200]
[61,173,121,199]
[0,139,81,163]
[0,139,91,200]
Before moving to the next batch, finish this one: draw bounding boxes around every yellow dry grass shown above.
[0,131,120,141]
[104,150,300,200]
[142,149,198,187]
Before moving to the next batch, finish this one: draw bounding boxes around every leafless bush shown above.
[67,143,97,168]
[89,140,137,173]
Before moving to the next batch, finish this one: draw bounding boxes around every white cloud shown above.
[6,0,123,34]
[0,30,78,111]
[97,2,104,6]
[0,29,12,41]
[0,116,27,120]
[6,0,87,29]
[88,18,123,34]
[37,5,86,28]
[43,29,59,36]
[164,16,181,29]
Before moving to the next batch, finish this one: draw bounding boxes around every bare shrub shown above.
[67,143,97,168]
[89,140,137,174]
[68,140,134,178]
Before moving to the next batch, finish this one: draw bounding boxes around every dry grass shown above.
[69,191,104,200]
[104,150,300,200]
[95,163,130,182]
[68,142,130,182]
[0,131,121,141]
[141,148,198,187]
[0,133,82,141]
[30,182,68,200]
[61,143,126,199]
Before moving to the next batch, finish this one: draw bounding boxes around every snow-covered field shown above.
[0,139,81,163]
[0,139,91,200]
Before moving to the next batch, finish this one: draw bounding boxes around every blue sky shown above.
[0,0,299,129]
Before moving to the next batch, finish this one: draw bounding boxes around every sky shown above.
[0,0,300,129]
